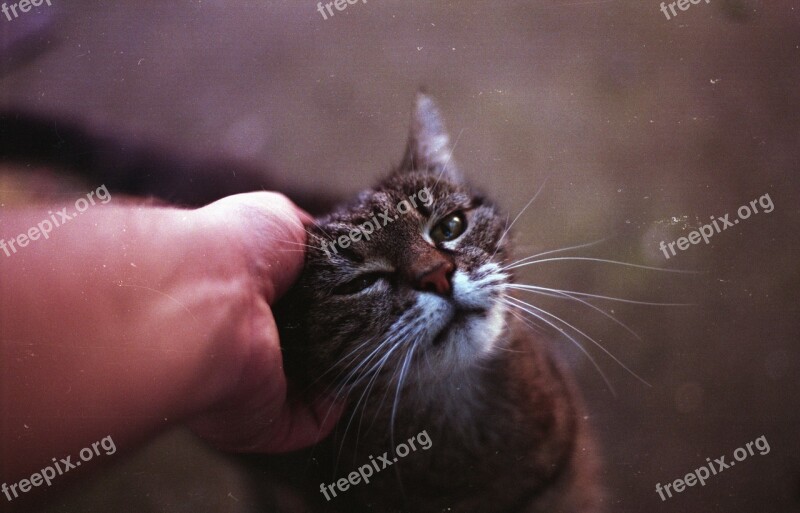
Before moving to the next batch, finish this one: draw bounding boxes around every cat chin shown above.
[422,300,508,374]
[444,302,507,360]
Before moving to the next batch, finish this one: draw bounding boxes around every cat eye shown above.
[430,212,467,243]
[332,272,386,295]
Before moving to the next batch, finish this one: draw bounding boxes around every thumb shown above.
[252,397,345,453]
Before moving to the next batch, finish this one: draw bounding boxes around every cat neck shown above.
[338,319,582,512]
[350,317,577,459]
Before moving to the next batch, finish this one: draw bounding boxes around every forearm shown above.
[0,202,246,482]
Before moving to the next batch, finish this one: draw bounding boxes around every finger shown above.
[253,397,345,454]
[209,192,308,303]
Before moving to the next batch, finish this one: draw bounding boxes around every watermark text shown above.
[2,0,53,22]
[659,192,773,259]
[0,184,111,258]
[2,435,116,503]
[319,430,433,501]
[316,0,367,21]
[655,435,770,501]
[321,187,432,258]
[659,0,710,21]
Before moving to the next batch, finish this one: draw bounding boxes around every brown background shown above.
[1,0,798,512]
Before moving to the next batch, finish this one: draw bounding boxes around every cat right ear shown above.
[398,92,462,181]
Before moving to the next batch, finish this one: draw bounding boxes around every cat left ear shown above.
[398,92,462,181]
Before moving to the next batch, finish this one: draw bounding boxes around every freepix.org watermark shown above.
[315,0,367,21]
[319,430,433,501]
[659,193,773,260]
[655,435,770,501]
[1,0,52,22]
[0,184,111,258]
[2,435,116,503]
[659,0,711,21]
[320,187,433,258]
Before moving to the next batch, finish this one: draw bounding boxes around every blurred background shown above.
[1,0,798,512]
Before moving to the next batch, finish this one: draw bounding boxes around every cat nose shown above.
[415,261,455,295]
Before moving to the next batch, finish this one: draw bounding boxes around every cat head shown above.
[278,94,512,395]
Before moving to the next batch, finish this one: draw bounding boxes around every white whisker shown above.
[505,256,699,273]
[508,285,642,341]
[492,179,548,259]
[432,127,465,191]
[500,297,616,396]
[501,237,609,270]
[507,283,694,307]
[505,295,651,388]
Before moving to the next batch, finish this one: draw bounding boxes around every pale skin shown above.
[0,192,341,497]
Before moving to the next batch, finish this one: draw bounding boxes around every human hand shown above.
[0,190,338,488]
[183,192,343,453]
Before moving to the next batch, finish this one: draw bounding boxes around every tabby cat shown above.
[261,94,603,512]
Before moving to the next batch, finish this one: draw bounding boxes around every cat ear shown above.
[399,92,461,180]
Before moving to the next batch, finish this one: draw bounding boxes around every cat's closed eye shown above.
[430,211,467,243]
[332,271,390,295]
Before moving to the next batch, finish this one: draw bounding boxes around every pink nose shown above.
[416,261,454,295]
